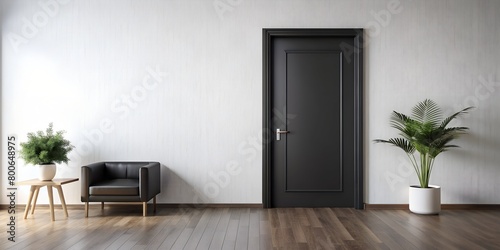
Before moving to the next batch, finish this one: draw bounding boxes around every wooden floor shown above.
[1,206,500,249]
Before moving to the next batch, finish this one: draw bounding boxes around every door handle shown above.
[276,128,289,141]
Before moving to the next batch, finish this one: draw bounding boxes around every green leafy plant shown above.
[374,99,472,188]
[19,123,74,165]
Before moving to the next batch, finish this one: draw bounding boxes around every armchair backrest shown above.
[104,162,150,179]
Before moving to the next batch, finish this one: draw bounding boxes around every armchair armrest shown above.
[139,162,161,201]
[81,162,106,202]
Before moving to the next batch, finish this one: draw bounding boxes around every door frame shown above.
[262,28,364,209]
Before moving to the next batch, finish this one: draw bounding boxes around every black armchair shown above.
[81,162,161,217]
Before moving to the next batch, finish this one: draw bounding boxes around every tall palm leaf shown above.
[375,99,472,188]
[412,99,442,127]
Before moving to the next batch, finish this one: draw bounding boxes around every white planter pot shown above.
[409,185,441,215]
[39,164,56,181]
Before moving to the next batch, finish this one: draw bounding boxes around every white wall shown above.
[2,0,499,205]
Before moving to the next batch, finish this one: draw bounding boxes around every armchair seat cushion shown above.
[89,179,139,196]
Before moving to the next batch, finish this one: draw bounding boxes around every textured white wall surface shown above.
[1,0,499,205]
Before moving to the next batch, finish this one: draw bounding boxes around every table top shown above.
[17,178,79,186]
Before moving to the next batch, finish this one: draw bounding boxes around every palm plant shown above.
[375,99,472,188]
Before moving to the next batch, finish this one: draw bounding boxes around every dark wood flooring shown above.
[2,206,500,249]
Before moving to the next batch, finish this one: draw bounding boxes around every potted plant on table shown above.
[19,123,74,181]
[375,99,472,214]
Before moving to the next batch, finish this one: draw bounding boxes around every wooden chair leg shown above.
[143,202,147,217]
[85,202,89,218]
[101,202,104,210]
[153,196,157,213]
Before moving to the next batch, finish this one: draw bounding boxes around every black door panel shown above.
[263,29,363,208]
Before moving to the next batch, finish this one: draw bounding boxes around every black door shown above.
[263,29,363,208]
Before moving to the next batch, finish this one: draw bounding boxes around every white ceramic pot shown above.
[39,164,56,181]
[409,185,441,215]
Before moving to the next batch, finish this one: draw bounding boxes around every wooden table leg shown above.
[47,186,55,221]
[55,185,69,218]
[23,186,36,219]
[31,186,40,215]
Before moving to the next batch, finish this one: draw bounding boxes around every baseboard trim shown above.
[365,204,500,210]
[4,203,496,210]
[156,203,264,208]
[364,204,408,210]
[441,204,500,210]
[0,203,264,210]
